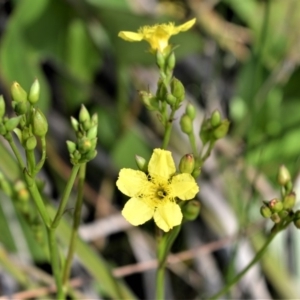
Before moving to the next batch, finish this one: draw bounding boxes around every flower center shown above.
[156,188,168,200]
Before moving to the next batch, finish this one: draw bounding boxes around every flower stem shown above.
[7,133,25,170]
[62,163,86,289]
[162,109,176,149]
[209,221,292,299]
[51,164,81,228]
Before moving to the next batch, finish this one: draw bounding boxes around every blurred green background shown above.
[1,0,300,299]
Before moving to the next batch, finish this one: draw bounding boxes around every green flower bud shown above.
[0,123,7,135]
[277,165,291,187]
[66,140,77,154]
[260,205,272,218]
[170,77,185,103]
[156,79,168,100]
[179,154,195,174]
[70,116,79,132]
[28,79,40,104]
[192,167,201,178]
[210,110,221,127]
[182,200,201,221]
[293,210,300,229]
[268,198,283,213]
[156,51,165,69]
[32,108,48,137]
[78,137,92,154]
[87,126,98,139]
[5,116,21,131]
[14,181,30,202]
[0,95,5,119]
[14,101,28,115]
[270,213,281,223]
[180,114,193,134]
[186,103,196,120]
[166,52,175,71]
[283,192,296,210]
[25,136,37,150]
[213,120,230,139]
[135,155,148,172]
[166,94,177,106]
[139,91,159,111]
[79,105,90,123]
[200,119,212,144]
[11,82,27,103]
[82,119,91,131]
[83,149,97,162]
[91,113,98,126]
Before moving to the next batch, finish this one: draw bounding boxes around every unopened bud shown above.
[179,154,195,174]
[11,82,27,103]
[66,141,76,154]
[139,91,158,111]
[283,192,296,210]
[293,210,300,229]
[186,103,196,120]
[213,120,230,139]
[14,101,28,115]
[166,52,175,71]
[0,95,5,119]
[70,116,79,132]
[156,51,165,69]
[192,167,201,178]
[5,116,21,131]
[180,114,193,134]
[28,79,40,104]
[135,155,148,172]
[32,108,48,137]
[210,110,221,127]
[277,165,291,187]
[78,137,92,154]
[25,136,37,150]
[87,126,98,139]
[182,200,201,221]
[166,94,177,106]
[260,205,272,218]
[79,105,90,123]
[83,149,97,161]
[268,198,283,213]
[170,78,185,103]
[270,213,281,223]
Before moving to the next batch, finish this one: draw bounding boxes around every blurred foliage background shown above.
[1,0,300,299]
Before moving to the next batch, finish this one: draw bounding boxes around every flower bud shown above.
[87,126,98,139]
[210,110,221,127]
[156,51,165,69]
[83,149,97,161]
[192,167,201,178]
[277,165,291,187]
[66,140,77,154]
[166,94,177,106]
[213,120,230,139]
[156,79,168,100]
[11,82,27,103]
[0,123,7,135]
[0,95,5,119]
[293,210,300,229]
[79,105,90,123]
[28,79,40,104]
[180,114,193,134]
[166,52,175,71]
[170,77,185,103]
[91,113,98,126]
[78,137,92,154]
[179,154,195,174]
[5,116,21,131]
[70,116,79,132]
[268,198,283,213]
[14,101,28,115]
[283,192,296,210]
[270,213,281,223]
[15,181,30,202]
[32,108,48,137]
[260,205,272,218]
[25,136,37,151]
[135,155,148,172]
[200,119,211,144]
[182,200,201,221]
[186,103,196,120]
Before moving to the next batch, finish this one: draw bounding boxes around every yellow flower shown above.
[118,18,196,54]
[117,149,199,232]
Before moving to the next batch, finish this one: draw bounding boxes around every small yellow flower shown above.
[117,148,199,232]
[118,18,196,54]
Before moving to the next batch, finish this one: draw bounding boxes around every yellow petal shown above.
[154,201,182,232]
[172,18,196,34]
[122,197,154,226]
[118,31,143,42]
[116,168,148,197]
[171,173,199,200]
[148,149,176,179]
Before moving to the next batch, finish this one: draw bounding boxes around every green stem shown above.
[26,150,36,175]
[35,136,47,175]
[7,134,25,170]
[162,109,176,149]
[51,164,81,228]
[210,221,292,299]
[155,225,181,300]
[47,227,64,299]
[188,132,197,156]
[62,163,86,289]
